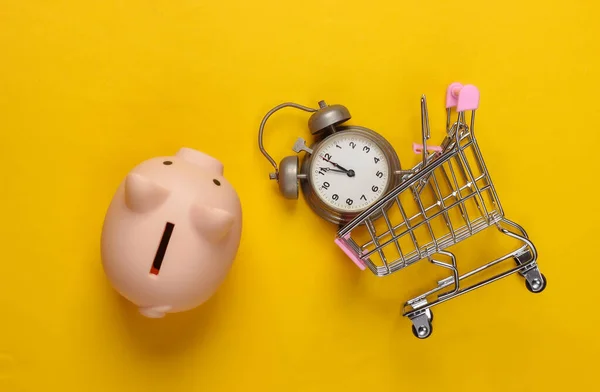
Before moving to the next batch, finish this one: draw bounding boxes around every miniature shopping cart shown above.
[334,82,546,339]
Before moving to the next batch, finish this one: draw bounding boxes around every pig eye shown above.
[213,179,221,186]
[163,161,173,165]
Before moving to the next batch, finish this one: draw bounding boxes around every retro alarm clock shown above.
[258,100,403,225]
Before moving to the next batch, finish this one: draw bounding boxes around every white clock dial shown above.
[309,132,391,212]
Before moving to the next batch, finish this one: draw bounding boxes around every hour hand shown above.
[320,155,350,172]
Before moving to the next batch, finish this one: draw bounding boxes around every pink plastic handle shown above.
[456,84,480,112]
[446,82,464,108]
[334,234,366,270]
[413,143,443,154]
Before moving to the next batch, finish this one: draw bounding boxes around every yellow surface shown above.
[1,1,599,391]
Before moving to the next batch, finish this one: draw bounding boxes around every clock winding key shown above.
[292,137,314,155]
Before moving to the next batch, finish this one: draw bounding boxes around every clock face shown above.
[309,132,391,213]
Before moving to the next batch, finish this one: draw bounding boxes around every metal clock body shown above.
[258,100,403,225]
[300,125,401,225]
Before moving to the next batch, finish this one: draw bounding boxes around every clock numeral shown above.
[349,141,356,149]
[324,153,332,160]
[346,198,353,206]
[332,194,339,201]
[363,146,370,153]
[376,170,384,178]
[317,168,326,175]
[372,185,379,192]
[374,157,380,164]
[335,144,342,149]
[322,181,330,190]
[360,194,367,201]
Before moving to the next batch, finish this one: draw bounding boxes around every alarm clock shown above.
[258,100,403,225]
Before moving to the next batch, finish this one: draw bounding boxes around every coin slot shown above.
[150,222,175,275]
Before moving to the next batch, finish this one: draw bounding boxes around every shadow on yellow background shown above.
[1,0,599,391]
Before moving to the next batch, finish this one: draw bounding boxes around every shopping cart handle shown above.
[446,82,464,108]
[334,235,367,270]
[446,82,480,112]
[456,85,480,112]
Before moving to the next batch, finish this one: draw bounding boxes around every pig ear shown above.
[124,173,170,213]
[190,203,234,242]
[176,147,224,176]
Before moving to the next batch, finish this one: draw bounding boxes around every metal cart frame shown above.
[334,83,546,339]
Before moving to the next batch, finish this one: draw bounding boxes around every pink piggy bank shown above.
[101,147,242,318]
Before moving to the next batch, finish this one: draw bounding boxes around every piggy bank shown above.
[100,147,242,318]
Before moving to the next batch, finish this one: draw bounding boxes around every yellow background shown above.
[1,0,599,391]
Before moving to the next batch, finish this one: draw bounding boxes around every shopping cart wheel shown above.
[525,273,547,294]
[409,309,433,339]
[412,323,433,339]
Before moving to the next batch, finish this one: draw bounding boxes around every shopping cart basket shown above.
[334,82,546,339]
